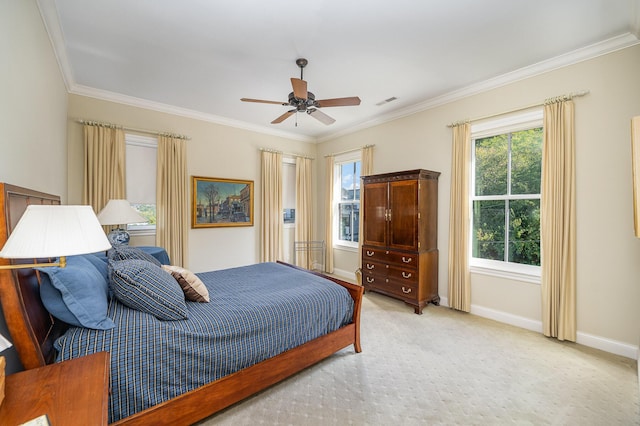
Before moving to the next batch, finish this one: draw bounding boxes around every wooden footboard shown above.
[114,265,363,426]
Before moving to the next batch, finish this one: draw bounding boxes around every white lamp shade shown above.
[97,200,146,226]
[0,205,112,259]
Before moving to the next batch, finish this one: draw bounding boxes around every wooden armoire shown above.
[361,169,440,314]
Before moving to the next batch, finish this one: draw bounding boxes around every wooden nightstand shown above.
[0,352,109,425]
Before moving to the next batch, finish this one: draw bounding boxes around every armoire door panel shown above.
[362,182,388,247]
[388,180,419,251]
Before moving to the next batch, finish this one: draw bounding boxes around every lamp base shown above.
[107,228,130,246]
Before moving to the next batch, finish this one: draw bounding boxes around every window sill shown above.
[128,229,156,237]
[333,243,358,253]
[470,264,541,284]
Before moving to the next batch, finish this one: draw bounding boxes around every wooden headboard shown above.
[0,183,67,369]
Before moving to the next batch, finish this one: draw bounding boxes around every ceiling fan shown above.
[241,58,361,125]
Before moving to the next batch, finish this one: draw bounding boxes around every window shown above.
[333,152,361,248]
[470,110,542,281]
[125,134,157,234]
[282,158,296,225]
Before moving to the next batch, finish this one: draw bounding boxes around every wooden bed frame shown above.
[0,183,363,425]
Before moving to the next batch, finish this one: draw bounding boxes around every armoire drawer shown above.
[387,265,418,284]
[384,280,419,301]
[363,246,418,268]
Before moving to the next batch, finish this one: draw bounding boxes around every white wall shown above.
[66,95,316,272]
[317,45,640,357]
[0,0,69,373]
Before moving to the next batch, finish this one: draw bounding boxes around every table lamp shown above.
[96,199,146,246]
[0,205,112,269]
[0,204,111,407]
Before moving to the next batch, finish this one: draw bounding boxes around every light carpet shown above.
[198,292,639,425]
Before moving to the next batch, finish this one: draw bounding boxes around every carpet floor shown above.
[198,291,639,425]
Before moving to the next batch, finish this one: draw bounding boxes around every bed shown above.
[0,183,363,425]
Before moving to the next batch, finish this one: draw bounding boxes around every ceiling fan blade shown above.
[316,97,361,107]
[291,78,307,100]
[308,108,336,125]
[271,110,296,124]
[241,98,287,105]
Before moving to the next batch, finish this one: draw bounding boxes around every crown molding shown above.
[317,32,640,142]
[36,0,72,91]
[69,84,315,143]
[36,0,638,144]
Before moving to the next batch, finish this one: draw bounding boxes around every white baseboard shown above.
[331,267,357,282]
[575,331,639,360]
[439,297,638,360]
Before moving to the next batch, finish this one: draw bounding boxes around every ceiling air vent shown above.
[376,97,397,106]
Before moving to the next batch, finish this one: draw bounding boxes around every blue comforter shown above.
[54,262,354,422]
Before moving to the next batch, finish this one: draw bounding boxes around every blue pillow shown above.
[107,246,162,267]
[109,259,188,321]
[38,255,115,330]
[83,252,109,282]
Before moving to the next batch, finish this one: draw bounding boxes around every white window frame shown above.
[333,151,361,251]
[282,157,296,229]
[469,110,543,284]
[125,134,157,236]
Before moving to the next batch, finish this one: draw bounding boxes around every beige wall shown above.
[317,45,640,355]
[0,0,68,373]
[66,95,316,272]
[0,0,68,198]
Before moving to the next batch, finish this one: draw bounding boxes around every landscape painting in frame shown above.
[192,176,254,228]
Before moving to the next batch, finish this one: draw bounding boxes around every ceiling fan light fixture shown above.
[241,58,360,126]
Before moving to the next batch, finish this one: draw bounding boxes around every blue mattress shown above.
[54,262,354,422]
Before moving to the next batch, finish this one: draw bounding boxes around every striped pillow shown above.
[107,246,162,267]
[109,259,188,320]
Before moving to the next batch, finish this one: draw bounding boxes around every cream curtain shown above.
[324,155,335,273]
[448,122,471,312]
[82,123,126,228]
[295,157,313,269]
[261,150,283,262]
[541,99,576,342]
[156,135,189,267]
[358,146,374,268]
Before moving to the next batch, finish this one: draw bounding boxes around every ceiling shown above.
[39,0,639,142]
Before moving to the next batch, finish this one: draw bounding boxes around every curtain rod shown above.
[76,119,191,140]
[446,90,590,128]
[259,147,314,160]
[324,144,375,158]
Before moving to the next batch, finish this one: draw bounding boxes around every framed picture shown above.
[192,176,254,228]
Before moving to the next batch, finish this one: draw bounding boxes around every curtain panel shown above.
[541,100,577,342]
[156,135,189,267]
[324,156,335,273]
[261,151,283,262]
[295,157,313,269]
[82,124,126,221]
[358,146,374,269]
[447,122,471,312]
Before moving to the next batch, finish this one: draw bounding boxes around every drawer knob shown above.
[366,264,375,270]
[402,256,412,263]
[366,277,374,283]
[402,287,412,294]
[366,250,374,257]
[402,272,412,279]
